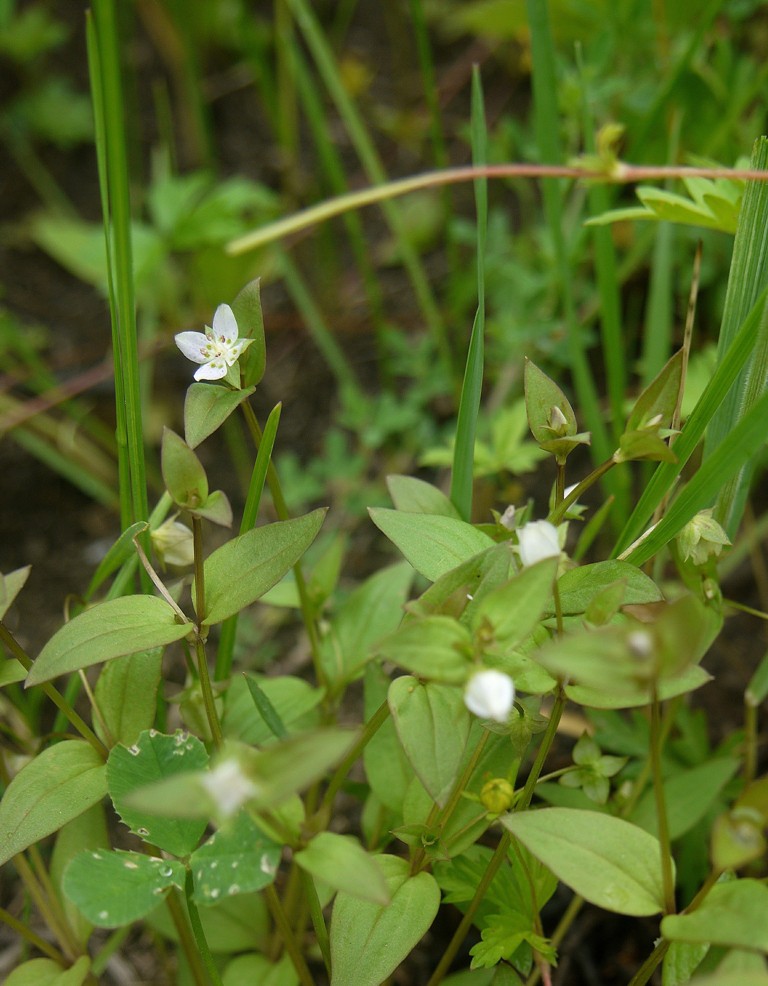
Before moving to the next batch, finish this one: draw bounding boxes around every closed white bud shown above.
[517,520,561,567]
[464,669,515,723]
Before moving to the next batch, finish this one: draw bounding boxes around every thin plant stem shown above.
[650,685,676,915]
[525,895,585,986]
[300,869,331,977]
[264,884,316,986]
[627,937,671,986]
[0,623,108,758]
[13,853,77,962]
[744,698,758,785]
[317,699,390,819]
[519,686,567,811]
[410,728,491,875]
[165,889,210,986]
[239,400,327,693]
[425,831,511,986]
[192,516,223,749]
[0,904,65,963]
[184,869,223,986]
[549,458,617,526]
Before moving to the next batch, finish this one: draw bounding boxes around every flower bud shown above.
[151,516,194,568]
[464,669,515,723]
[480,777,515,814]
[517,520,561,567]
[676,509,730,567]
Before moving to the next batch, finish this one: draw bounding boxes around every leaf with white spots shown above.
[62,849,185,927]
[107,729,209,857]
[191,810,281,905]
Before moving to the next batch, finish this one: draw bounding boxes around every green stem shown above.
[191,517,223,749]
[0,904,66,964]
[239,401,327,694]
[519,686,567,811]
[13,852,77,962]
[549,458,617,526]
[264,884,316,986]
[300,869,331,976]
[165,889,210,986]
[317,699,390,818]
[0,623,108,758]
[184,869,223,986]
[425,832,511,986]
[411,729,490,875]
[650,685,676,915]
[627,937,670,986]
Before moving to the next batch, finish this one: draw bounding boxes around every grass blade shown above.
[450,68,487,521]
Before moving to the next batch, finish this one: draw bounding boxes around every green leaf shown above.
[184,383,256,449]
[320,562,413,686]
[662,940,710,986]
[387,475,461,518]
[161,428,208,508]
[555,561,662,615]
[524,358,578,443]
[222,954,298,986]
[191,811,281,904]
[295,832,390,904]
[363,663,413,813]
[107,730,209,856]
[566,664,712,709]
[94,648,163,747]
[470,558,557,647]
[4,957,91,986]
[662,879,768,951]
[51,804,108,947]
[630,759,739,840]
[368,508,494,582]
[26,596,191,687]
[231,278,267,388]
[192,489,233,527]
[201,510,326,624]
[377,616,472,683]
[0,565,31,620]
[146,890,269,954]
[626,349,684,433]
[222,675,323,745]
[502,808,667,916]
[330,855,440,986]
[63,849,185,926]
[388,677,471,806]
[0,741,107,866]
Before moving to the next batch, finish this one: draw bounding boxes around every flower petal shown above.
[211,304,239,345]
[175,331,210,364]
[194,360,228,381]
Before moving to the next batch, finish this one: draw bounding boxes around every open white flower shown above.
[517,519,561,567]
[175,304,253,381]
[201,758,258,819]
[464,669,515,723]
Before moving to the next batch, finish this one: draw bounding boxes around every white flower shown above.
[517,520,561,567]
[464,669,515,723]
[151,516,194,568]
[175,304,253,381]
[201,759,258,819]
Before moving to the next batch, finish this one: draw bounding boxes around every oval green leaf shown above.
[4,957,91,986]
[201,509,327,625]
[107,729,209,856]
[330,855,440,986]
[0,741,107,866]
[27,596,191,687]
[184,383,256,449]
[502,807,667,916]
[368,508,494,582]
[661,879,768,951]
[295,832,390,904]
[191,810,281,904]
[63,849,185,927]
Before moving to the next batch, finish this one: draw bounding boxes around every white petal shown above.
[194,360,228,381]
[175,331,210,364]
[517,520,561,567]
[212,304,239,345]
[464,669,515,722]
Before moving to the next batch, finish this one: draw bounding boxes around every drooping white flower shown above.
[201,758,258,819]
[151,516,194,568]
[516,519,561,567]
[464,669,515,723]
[175,304,253,381]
